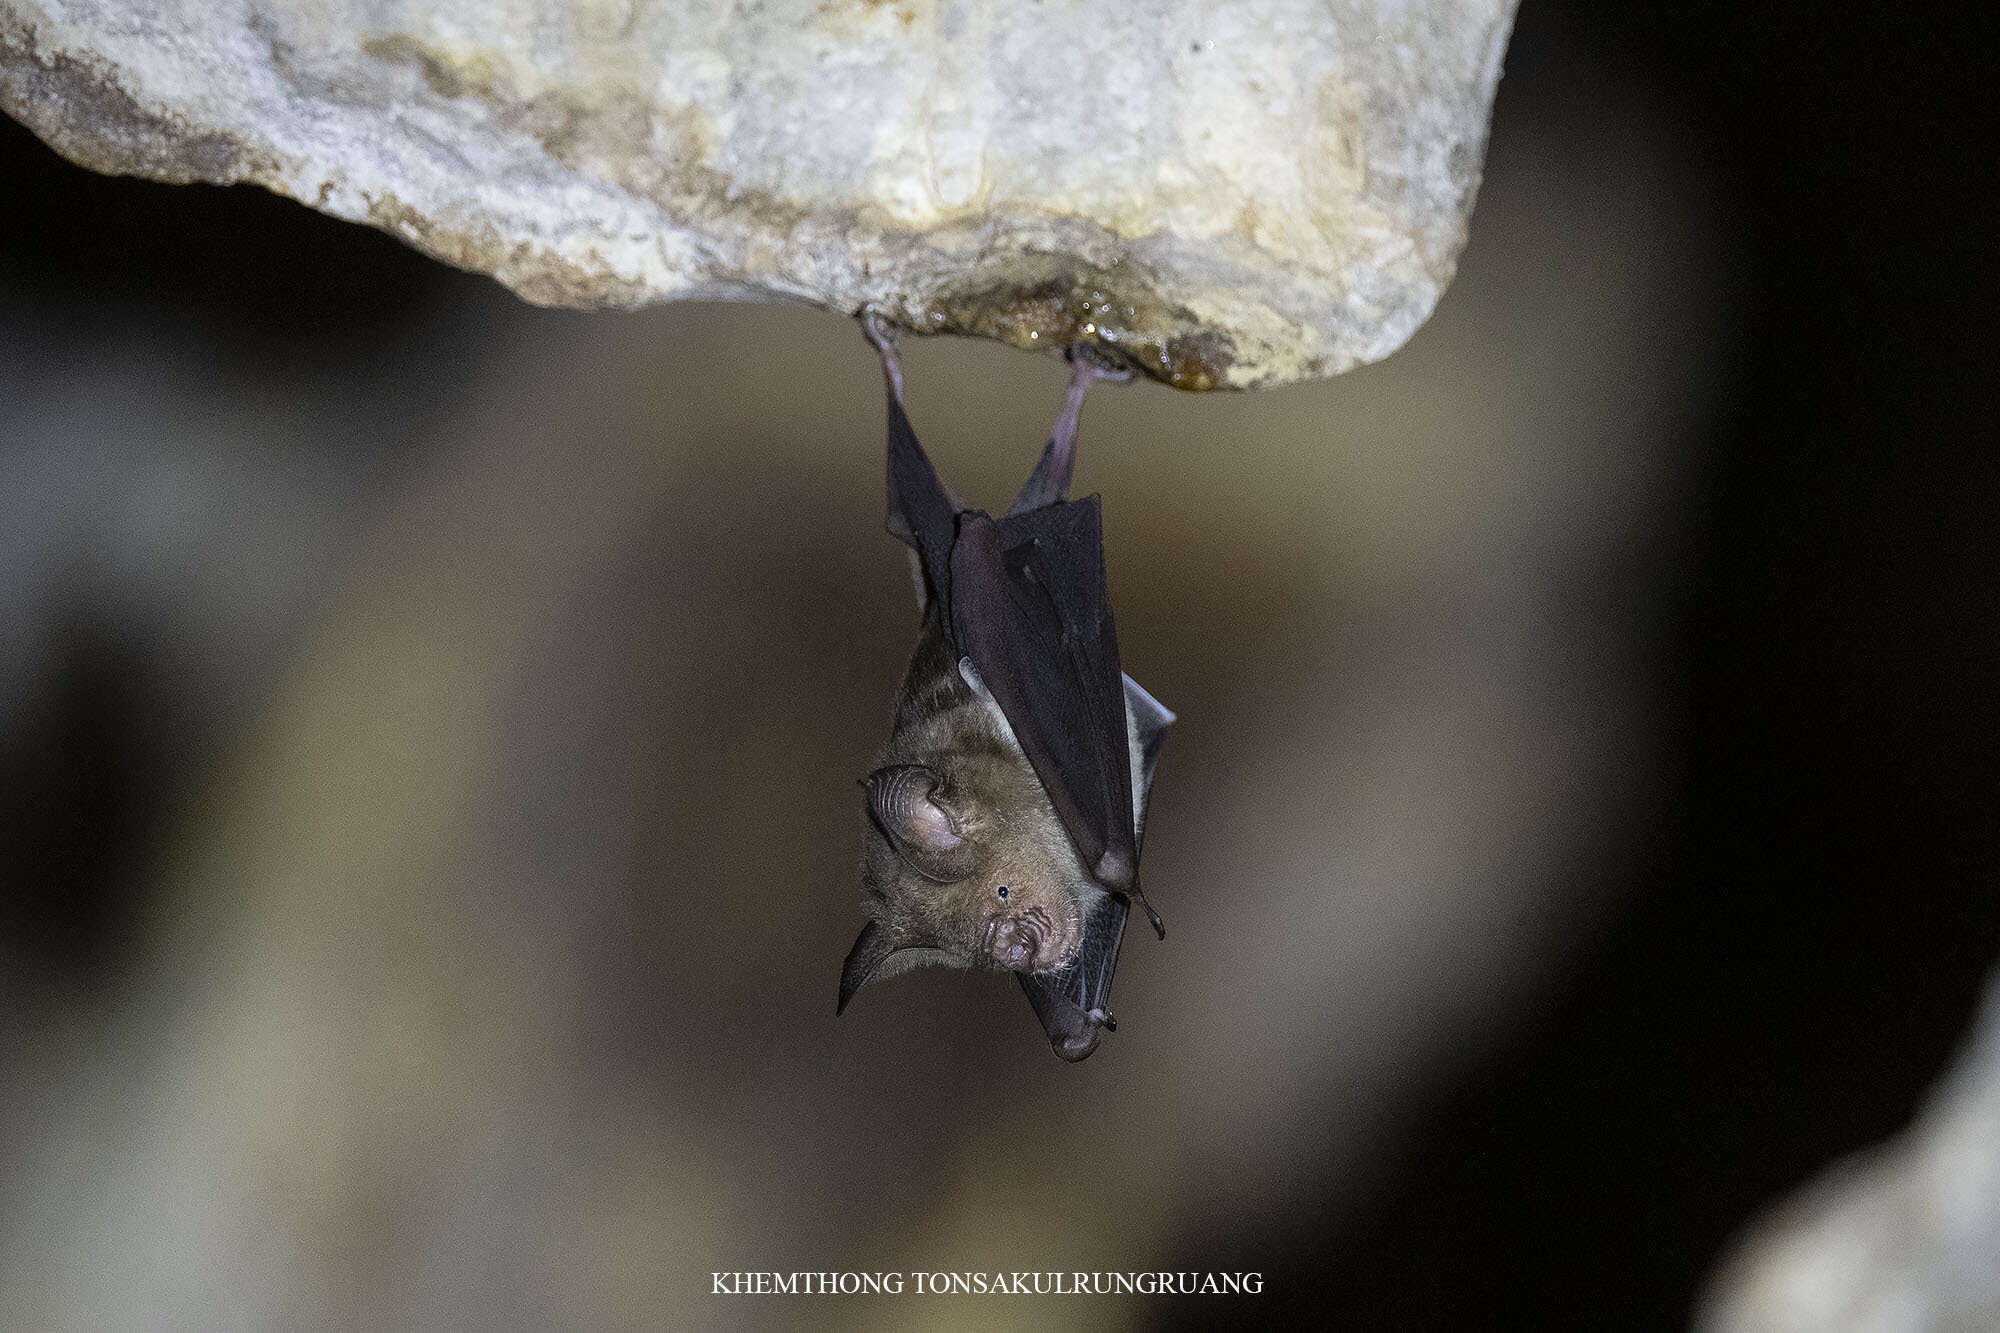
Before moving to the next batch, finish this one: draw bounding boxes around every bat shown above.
[836,310,1174,1061]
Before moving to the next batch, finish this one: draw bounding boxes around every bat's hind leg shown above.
[859,305,906,406]
[1010,343,1134,514]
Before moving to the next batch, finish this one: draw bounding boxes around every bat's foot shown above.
[1067,340,1135,384]
[859,304,899,352]
[859,305,906,405]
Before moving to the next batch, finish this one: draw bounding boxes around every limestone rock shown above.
[0,1,1516,387]
[1700,971,2000,1333]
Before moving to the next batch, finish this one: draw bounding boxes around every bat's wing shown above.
[1008,432,1075,516]
[1016,674,1174,1060]
[884,395,960,623]
[876,388,1175,1061]
[1018,892,1128,1061]
[884,399,1136,886]
[949,499,1139,894]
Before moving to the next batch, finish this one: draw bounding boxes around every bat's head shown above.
[856,759,1092,968]
[839,640,1104,1015]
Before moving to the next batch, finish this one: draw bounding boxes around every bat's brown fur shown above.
[857,617,1101,975]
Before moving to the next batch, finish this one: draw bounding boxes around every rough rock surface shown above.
[0,0,1516,388]
[1700,970,2000,1333]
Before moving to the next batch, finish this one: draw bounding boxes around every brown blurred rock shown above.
[0,39,1726,1324]
[1701,972,2000,1333]
[0,0,1516,388]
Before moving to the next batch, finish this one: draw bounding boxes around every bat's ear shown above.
[838,920,954,1015]
[863,765,978,882]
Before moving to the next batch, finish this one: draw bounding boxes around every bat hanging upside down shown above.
[836,309,1175,1062]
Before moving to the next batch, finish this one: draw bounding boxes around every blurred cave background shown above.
[1,1,1994,1328]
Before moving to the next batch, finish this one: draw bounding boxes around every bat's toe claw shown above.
[1067,341,1135,383]
[859,305,900,352]
[860,304,908,404]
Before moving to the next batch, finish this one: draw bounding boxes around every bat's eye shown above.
[996,885,1010,899]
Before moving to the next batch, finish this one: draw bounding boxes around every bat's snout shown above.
[987,906,1052,971]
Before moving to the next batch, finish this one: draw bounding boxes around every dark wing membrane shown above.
[1017,892,1129,1062]
[876,400,1174,1062]
[884,396,961,622]
[1016,674,1174,1060]
[1008,431,1074,516]
[949,499,1139,892]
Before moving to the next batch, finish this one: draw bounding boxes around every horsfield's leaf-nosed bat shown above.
[838,311,1174,1062]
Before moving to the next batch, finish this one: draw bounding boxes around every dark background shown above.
[2,1,1994,1327]
[1214,1,2000,1327]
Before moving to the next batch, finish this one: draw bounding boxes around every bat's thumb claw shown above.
[1051,1029,1103,1062]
